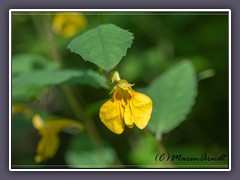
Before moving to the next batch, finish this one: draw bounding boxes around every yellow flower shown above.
[52,12,87,37]
[32,114,83,163]
[99,75,153,134]
[12,103,33,118]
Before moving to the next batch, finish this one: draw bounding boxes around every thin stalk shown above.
[38,15,103,152]
[144,128,175,168]
[100,14,106,24]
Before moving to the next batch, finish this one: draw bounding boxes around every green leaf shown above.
[12,69,107,88]
[67,24,134,70]
[12,54,59,75]
[12,85,44,101]
[129,134,169,168]
[145,60,198,136]
[65,134,116,168]
[198,69,215,81]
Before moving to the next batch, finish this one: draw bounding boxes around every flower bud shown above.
[111,71,121,83]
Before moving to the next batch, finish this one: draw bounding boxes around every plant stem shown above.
[100,14,106,24]
[62,85,102,150]
[39,15,103,151]
[144,128,175,168]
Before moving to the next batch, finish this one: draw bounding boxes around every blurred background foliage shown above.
[11,12,229,168]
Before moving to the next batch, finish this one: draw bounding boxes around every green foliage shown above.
[67,24,134,70]
[11,115,37,166]
[129,134,228,168]
[12,54,59,75]
[167,145,228,168]
[65,134,116,168]
[13,69,107,88]
[12,54,107,101]
[12,85,44,101]
[129,134,168,168]
[198,69,215,81]
[145,60,198,137]
[118,47,169,83]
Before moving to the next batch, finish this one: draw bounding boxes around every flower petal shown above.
[117,79,134,91]
[46,134,60,159]
[124,104,134,128]
[44,119,83,134]
[52,12,87,37]
[99,99,125,134]
[35,134,60,162]
[131,91,153,129]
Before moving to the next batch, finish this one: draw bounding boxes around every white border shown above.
[9,9,231,172]
[228,9,231,172]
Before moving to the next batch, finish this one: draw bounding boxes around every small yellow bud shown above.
[32,114,44,130]
[111,71,121,83]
